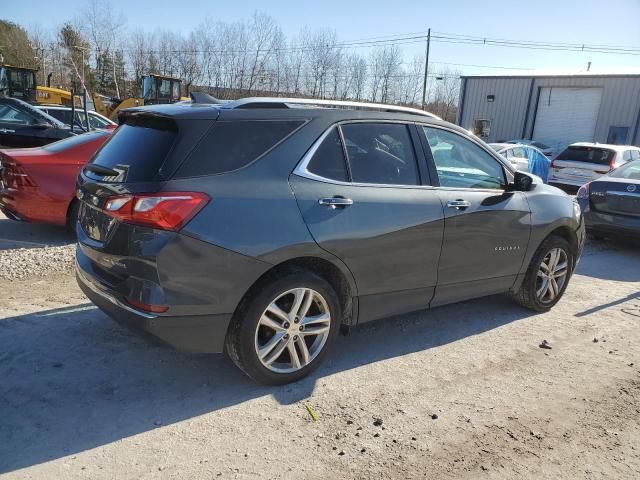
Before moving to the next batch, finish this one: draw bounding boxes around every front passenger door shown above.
[421,126,531,306]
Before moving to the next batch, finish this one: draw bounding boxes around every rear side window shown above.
[306,128,348,182]
[86,122,176,183]
[176,120,304,177]
[341,123,419,185]
[556,146,615,165]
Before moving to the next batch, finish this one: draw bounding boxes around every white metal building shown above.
[456,73,640,149]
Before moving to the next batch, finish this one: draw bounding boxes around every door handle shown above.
[318,197,354,209]
[447,199,471,210]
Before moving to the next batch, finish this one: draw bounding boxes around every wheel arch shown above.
[231,255,357,329]
[66,197,80,231]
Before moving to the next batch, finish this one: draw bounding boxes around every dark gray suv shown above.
[75,98,585,384]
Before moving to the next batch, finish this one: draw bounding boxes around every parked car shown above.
[549,143,640,190]
[506,139,557,158]
[0,130,111,231]
[488,142,550,182]
[0,96,74,148]
[37,105,117,131]
[75,98,585,385]
[576,159,640,238]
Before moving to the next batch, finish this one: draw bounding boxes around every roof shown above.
[569,142,640,151]
[120,97,443,122]
[488,142,515,151]
[461,69,640,80]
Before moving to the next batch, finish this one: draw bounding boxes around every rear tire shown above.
[66,200,80,237]
[512,235,574,312]
[225,271,341,385]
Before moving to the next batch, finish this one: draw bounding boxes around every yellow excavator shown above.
[0,64,83,107]
[93,74,186,121]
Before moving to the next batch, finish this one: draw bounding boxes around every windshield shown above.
[609,160,640,180]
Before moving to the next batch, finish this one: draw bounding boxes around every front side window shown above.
[340,123,419,185]
[306,128,348,182]
[423,127,506,190]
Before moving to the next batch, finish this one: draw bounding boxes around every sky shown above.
[4,0,640,76]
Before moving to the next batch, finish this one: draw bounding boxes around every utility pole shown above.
[112,51,120,99]
[421,28,431,110]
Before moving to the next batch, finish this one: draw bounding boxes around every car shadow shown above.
[0,294,533,473]
[576,237,640,282]
[0,215,72,251]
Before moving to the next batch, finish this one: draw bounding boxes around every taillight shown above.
[1,160,37,188]
[576,183,590,199]
[550,160,563,170]
[103,192,209,231]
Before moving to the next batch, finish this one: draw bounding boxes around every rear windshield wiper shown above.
[83,164,120,177]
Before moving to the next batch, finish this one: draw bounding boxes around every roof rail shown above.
[222,97,441,119]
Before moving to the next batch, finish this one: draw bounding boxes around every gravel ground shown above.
[0,244,75,280]
[0,224,639,479]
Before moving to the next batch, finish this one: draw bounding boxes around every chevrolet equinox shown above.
[75,98,585,384]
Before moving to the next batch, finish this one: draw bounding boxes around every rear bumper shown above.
[76,255,232,353]
[584,210,640,236]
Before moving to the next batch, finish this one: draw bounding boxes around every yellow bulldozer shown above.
[0,64,83,107]
[93,74,186,121]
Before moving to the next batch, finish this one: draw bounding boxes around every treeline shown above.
[0,2,459,121]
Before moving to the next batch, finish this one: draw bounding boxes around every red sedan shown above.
[0,130,112,230]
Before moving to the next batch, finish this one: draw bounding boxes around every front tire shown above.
[225,271,341,385]
[512,235,574,312]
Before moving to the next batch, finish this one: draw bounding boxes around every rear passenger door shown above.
[290,122,444,323]
[419,126,531,307]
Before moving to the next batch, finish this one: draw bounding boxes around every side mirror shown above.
[509,170,533,192]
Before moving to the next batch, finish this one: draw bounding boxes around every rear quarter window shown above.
[175,120,304,177]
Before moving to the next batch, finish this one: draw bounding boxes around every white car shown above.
[549,143,640,189]
[506,139,557,158]
[36,105,116,131]
[488,143,537,172]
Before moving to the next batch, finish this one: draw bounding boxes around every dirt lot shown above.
[1,212,639,479]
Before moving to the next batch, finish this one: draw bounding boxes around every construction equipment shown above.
[0,64,82,107]
[93,74,185,121]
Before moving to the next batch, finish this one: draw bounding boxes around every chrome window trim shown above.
[294,121,429,190]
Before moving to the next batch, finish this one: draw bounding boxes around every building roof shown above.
[461,69,640,79]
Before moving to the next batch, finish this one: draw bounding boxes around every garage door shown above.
[532,87,603,150]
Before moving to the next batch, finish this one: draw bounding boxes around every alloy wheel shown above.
[536,247,569,304]
[254,288,331,373]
